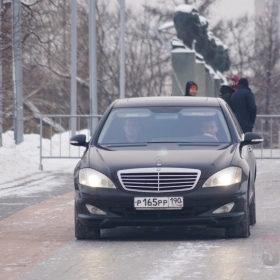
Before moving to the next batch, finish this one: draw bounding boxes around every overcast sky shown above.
[211,0,255,19]
[124,0,255,23]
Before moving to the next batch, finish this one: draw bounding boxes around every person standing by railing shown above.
[230,78,257,133]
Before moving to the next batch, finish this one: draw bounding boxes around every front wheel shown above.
[249,194,256,226]
[75,204,101,240]
[225,199,250,238]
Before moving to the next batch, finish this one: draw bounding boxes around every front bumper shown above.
[76,182,248,229]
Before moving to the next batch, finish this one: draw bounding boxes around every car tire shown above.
[225,197,250,238]
[75,207,101,240]
[249,194,256,226]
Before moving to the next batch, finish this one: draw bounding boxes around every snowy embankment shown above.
[0,131,83,185]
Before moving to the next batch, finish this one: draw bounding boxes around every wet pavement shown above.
[1,160,280,280]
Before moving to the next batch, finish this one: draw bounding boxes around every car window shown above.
[97,107,232,144]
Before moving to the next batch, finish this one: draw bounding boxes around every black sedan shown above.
[70,96,263,239]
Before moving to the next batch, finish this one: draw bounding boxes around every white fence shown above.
[39,114,101,170]
[253,115,280,159]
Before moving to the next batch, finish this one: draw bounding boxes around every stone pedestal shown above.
[172,49,196,96]
[195,61,205,97]
[205,72,215,97]
[171,48,223,97]
[214,77,221,97]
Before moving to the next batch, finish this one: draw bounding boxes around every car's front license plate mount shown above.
[134,197,183,210]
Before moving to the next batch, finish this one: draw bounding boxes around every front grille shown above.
[117,168,201,192]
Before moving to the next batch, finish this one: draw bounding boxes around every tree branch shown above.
[33,57,90,89]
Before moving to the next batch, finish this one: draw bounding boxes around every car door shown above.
[226,104,256,201]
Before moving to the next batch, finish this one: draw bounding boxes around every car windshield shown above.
[97,107,231,145]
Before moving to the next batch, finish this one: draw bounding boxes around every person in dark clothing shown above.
[230,78,257,133]
[185,81,198,96]
[219,85,235,106]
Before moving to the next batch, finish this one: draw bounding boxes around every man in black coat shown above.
[230,78,257,133]
[219,85,235,106]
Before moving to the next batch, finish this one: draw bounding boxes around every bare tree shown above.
[217,4,280,116]
[94,2,171,108]
[252,5,280,147]
[1,0,175,134]
[218,5,280,146]
[253,14,280,115]
[222,16,255,77]
[1,0,17,133]
[4,0,253,137]
[1,0,72,133]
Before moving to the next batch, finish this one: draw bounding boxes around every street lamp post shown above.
[117,0,126,99]
[0,0,3,146]
[12,0,24,144]
[71,0,77,136]
[71,0,125,135]
[89,0,98,133]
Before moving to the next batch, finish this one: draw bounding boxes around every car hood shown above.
[89,144,237,179]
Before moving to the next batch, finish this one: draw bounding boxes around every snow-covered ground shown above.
[0,130,83,186]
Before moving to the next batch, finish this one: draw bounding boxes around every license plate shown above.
[134,197,183,210]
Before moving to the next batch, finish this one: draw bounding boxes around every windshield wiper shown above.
[179,142,220,146]
[147,141,179,143]
[100,143,147,148]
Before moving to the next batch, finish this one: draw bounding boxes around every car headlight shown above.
[202,167,242,188]
[79,168,116,188]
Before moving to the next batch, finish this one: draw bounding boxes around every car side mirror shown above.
[242,132,263,146]
[70,134,88,147]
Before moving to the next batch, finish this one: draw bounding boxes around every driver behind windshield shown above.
[201,119,219,141]
[123,119,142,143]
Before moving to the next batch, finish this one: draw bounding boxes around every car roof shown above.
[113,96,221,108]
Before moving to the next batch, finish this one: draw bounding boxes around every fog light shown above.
[86,204,106,215]
[213,203,235,214]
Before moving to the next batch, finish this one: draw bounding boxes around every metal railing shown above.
[39,114,101,170]
[253,115,280,159]
[38,114,280,170]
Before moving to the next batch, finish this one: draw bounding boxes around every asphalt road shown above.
[0,159,280,280]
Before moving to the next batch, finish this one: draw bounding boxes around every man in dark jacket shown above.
[219,85,235,106]
[230,78,257,133]
[185,81,198,96]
